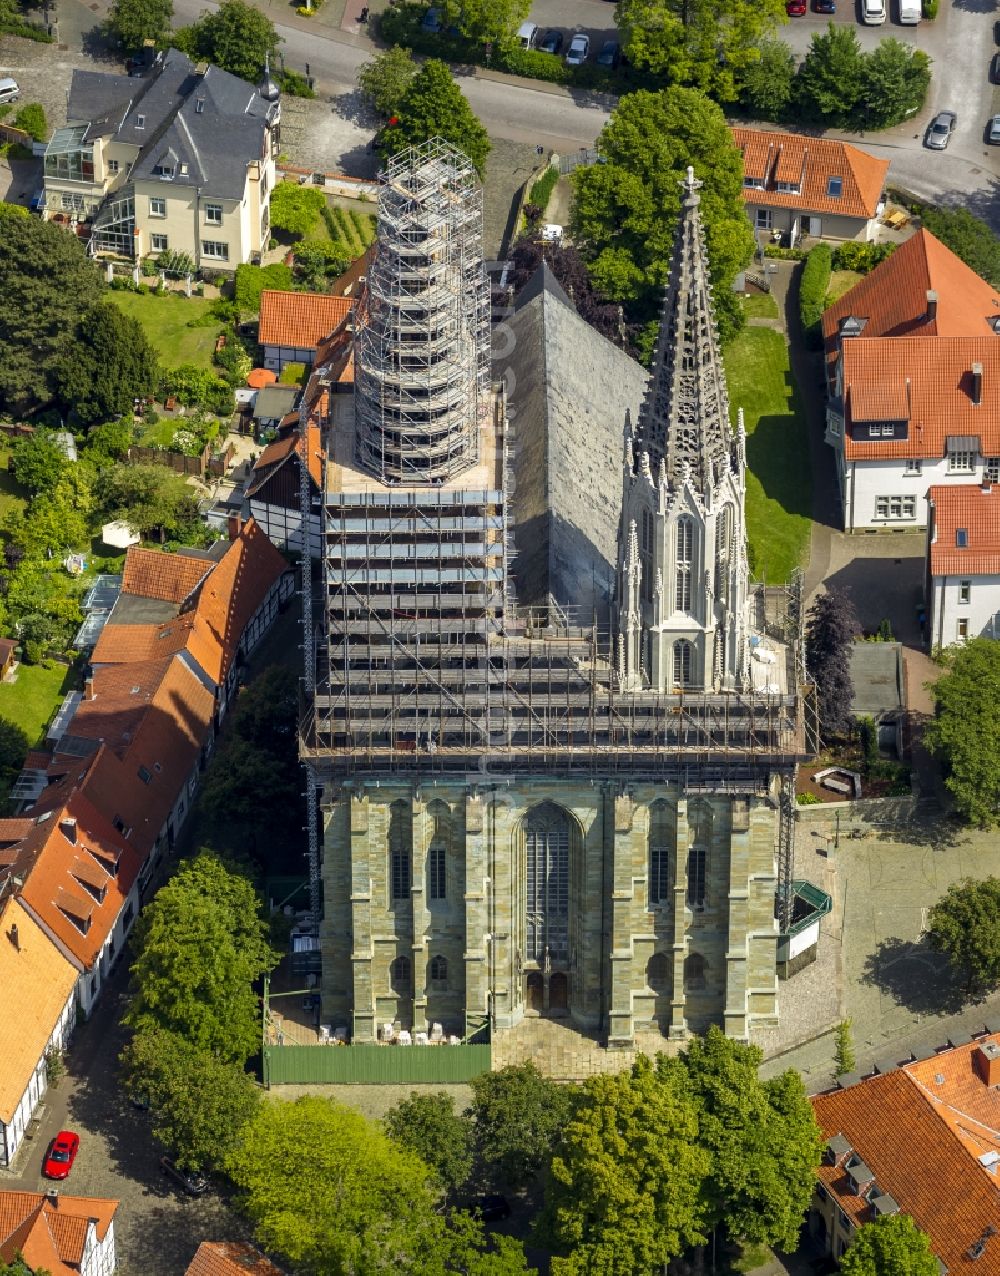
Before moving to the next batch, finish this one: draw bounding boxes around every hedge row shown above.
[830,241,896,273]
[799,242,832,348]
[529,165,559,213]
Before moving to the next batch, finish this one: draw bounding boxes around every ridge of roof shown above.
[258,290,353,351]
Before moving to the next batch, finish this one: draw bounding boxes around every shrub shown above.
[233,262,294,312]
[799,242,832,348]
[23,639,44,665]
[796,791,821,805]
[278,69,316,97]
[13,102,47,141]
[528,164,559,214]
[923,0,938,15]
[831,241,896,273]
[495,46,569,84]
[764,244,806,260]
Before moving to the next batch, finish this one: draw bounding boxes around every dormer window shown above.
[827,176,843,197]
[196,97,205,114]
[743,176,765,189]
[153,164,174,180]
[774,181,800,194]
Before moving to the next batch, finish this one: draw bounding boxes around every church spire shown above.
[635,165,733,496]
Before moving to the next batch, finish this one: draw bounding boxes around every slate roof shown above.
[258,290,353,350]
[500,261,646,626]
[0,898,78,1124]
[731,127,888,220]
[186,1241,286,1276]
[928,483,1000,576]
[66,49,277,202]
[0,1191,117,1276]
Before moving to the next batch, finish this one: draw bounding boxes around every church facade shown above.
[304,145,805,1052]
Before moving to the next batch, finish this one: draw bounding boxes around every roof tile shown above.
[0,1189,118,1276]
[185,1240,286,1276]
[121,547,212,604]
[928,483,1000,576]
[731,127,889,220]
[258,290,352,351]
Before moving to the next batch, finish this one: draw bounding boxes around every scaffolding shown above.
[354,139,490,484]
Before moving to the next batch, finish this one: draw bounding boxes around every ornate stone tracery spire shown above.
[635,165,733,497]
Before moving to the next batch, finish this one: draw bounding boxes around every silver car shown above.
[989,114,1000,145]
[565,33,590,65]
[925,111,956,149]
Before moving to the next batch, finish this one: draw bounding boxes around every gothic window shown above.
[686,849,706,908]
[525,802,571,962]
[648,800,674,907]
[675,517,693,612]
[646,952,669,991]
[428,843,446,900]
[389,800,411,901]
[715,505,731,605]
[641,507,654,603]
[684,952,707,990]
[429,954,448,989]
[673,640,693,688]
[390,954,411,992]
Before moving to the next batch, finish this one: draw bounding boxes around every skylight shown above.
[827,176,843,198]
[957,528,968,548]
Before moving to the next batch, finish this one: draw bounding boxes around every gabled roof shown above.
[0,898,78,1124]
[186,1241,286,1276]
[0,1190,118,1276]
[258,290,353,351]
[928,483,1000,576]
[91,617,194,665]
[823,230,1000,351]
[121,546,212,605]
[731,127,888,220]
[842,336,1000,461]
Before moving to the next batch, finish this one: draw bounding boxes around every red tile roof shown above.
[928,484,1000,576]
[731,126,889,221]
[258,290,352,351]
[91,618,194,665]
[186,1241,285,1276]
[121,547,212,604]
[813,1067,1000,1273]
[842,336,1000,461]
[0,1190,118,1276]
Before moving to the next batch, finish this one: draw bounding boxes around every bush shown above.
[923,0,938,15]
[799,243,832,348]
[831,241,896,273]
[528,164,559,214]
[495,46,569,84]
[796,791,821,805]
[13,102,47,141]
[233,262,294,312]
[764,244,806,260]
[278,68,316,98]
[23,639,44,665]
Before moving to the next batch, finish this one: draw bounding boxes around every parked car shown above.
[539,28,563,54]
[420,5,443,29]
[467,1194,512,1221]
[925,110,956,149]
[988,114,1000,144]
[992,51,1000,83]
[786,0,807,14]
[565,33,590,65]
[814,0,835,12]
[596,39,621,68]
[159,1156,208,1197]
[861,0,886,23]
[43,1131,80,1181]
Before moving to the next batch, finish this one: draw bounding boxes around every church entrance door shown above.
[526,971,544,1012]
[548,971,569,1014]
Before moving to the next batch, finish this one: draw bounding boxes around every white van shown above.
[0,78,20,105]
[517,20,540,48]
[898,0,920,22]
[862,0,886,22]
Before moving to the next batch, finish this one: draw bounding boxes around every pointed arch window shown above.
[675,517,693,612]
[389,801,411,901]
[641,507,654,603]
[429,954,448,989]
[390,954,411,992]
[715,505,731,606]
[525,803,570,961]
[648,800,674,907]
[686,801,712,909]
[428,842,446,900]
[673,640,693,689]
[684,952,707,990]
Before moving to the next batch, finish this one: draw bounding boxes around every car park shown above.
[596,39,621,68]
[539,28,563,54]
[925,110,956,149]
[565,33,590,64]
[988,114,1000,144]
[43,1131,80,1180]
[159,1156,208,1197]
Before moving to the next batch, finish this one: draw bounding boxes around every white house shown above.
[823,229,1000,531]
[926,482,1000,649]
[0,1188,119,1276]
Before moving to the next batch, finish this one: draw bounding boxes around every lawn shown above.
[107,291,223,370]
[825,269,864,309]
[0,661,76,746]
[0,445,28,522]
[741,290,779,321]
[724,326,812,584]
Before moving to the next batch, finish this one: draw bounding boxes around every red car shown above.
[786,0,807,12]
[43,1131,80,1180]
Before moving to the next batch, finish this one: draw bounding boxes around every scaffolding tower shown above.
[354,139,490,484]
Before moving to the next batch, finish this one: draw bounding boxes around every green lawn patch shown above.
[0,445,28,522]
[0,660,76,746]
[107,291,223,370]
[724,326,812,583]
[742,290,779,320]
[825,268,864,309]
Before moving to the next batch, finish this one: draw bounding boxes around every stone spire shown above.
[635,165,733,497]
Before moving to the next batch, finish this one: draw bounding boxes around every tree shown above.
[0,716,29,813]
[805,588,860,740]
[740,38,796,121]
[120,1026,260,1171]
[0,215,104,414]
[470,1062,576,1190]
[358,46,418,118]
[615,0,788,103]
[863,39,930,129]
[9,431,68,496]
[572,88,753,341]
[54,302,159,427]
[926,876,1000,992]
[925,638,1000,825]
[84,417,135,464]
[678,1028,823,1250]
[379,60,491,177]
[233,262,294,313]
[125,853,276,1064]
[541,1055,709,1274]
[840,1214,939,1276]
[834,1019,856,1075]
[94,463,203,542]
[453,0,531,44]
[269,183,327,237]
[178,0,280,83]
[794,23,865,127]
[107,0,172,48]
[384,1091,474,1196]
[508,235,630,349]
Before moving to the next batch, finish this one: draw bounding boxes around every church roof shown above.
[634,167,733,495]
[500,261,647,626]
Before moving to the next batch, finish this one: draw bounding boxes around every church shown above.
[301,139,808,1051]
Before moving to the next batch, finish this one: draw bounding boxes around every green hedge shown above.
[529,164,559,213]
[799,242,832,348]
[831,241,896,273]
[764,244,806,260]
[922,0,938,16]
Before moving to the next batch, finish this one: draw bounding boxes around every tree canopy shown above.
[927,876,1000,993]
[9,431,69,497]
[452,0,531,44]
[571,87,752,342]
[358,45,418,118]
[913,203,1000,290]
[794,23,865,127]
[379,60,491,176]
[107,0,173,49]
[94,463,203,543]
[125,852,276,1064]
[740,38,796,121]
[269,183,327,237]
[840,1213,939,1276]
[805,589,860,740]
[925,637,1000,825]
[177,0,280,83]
[383,1090,474,1196]
[862,39,930,129]
[470,1062,576,1190]
[0,716,29,815]
[54,302,159,427]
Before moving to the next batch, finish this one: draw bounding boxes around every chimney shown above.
[84,676,94,701]
[974,1040,1000,1086]
[227,515,243,542]
[926,289,938,323]
[60,816,77,843]
[8,922,18,951]
[973,361,984,406]
[44,1189,58,1207]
